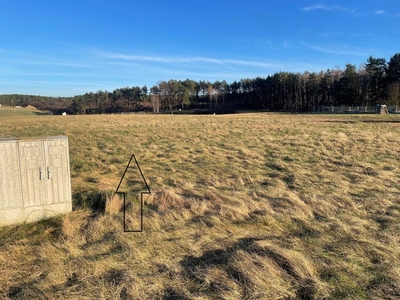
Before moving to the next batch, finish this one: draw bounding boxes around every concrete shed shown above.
[0,136,72,226]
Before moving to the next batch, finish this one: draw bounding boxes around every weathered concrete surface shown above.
[0,136,72,226]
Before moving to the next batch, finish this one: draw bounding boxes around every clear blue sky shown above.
[1,0,399,97]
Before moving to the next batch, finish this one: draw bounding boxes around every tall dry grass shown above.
[0,113,399,299]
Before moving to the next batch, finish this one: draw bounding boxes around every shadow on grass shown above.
[72,190,109,212]
[0,217,63,247]
[322,119,400,124]
[0,190,110,246]
[0,190,111,246]
[180,237,318,299]
[162,287,190,300]
[180,237,261,296]
[7,282,48,299]
[181,237,260,267]
[359,119,400,123]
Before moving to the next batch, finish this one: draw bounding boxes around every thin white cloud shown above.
[97,51,284,69]
[0,71,115,78]
[2,54,94,68]
[224,59,282,68]
[25,61,93,68]
[301,4,355,13]
[301,41,367,56]
[0,79,105,86]
[99,53,222,64]
[375,10,385,15]
[159,68,264,79]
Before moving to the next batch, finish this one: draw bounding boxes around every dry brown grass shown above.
[1,113,400,299]
[106,194,124,215]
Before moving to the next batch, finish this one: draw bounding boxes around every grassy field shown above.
[0,106,52,116]
[0,113,399,299]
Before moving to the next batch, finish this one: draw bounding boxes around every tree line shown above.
[1,53,400,114]
[0,94,72,113]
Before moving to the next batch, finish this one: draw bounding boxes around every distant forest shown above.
[1,53,400,114]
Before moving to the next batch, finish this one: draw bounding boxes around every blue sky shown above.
[1,0,399,97]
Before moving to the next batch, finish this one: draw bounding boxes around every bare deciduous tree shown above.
[387,82,400,110]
